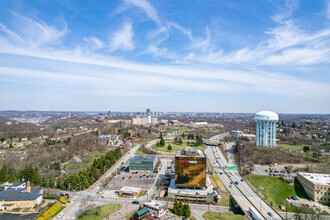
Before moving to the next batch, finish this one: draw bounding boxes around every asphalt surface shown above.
[205,146,283,220]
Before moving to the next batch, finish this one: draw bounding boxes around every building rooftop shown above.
[175,148,205,158]
[119,186,142,193]
[130,155,157,162]
[168,178,217,196]
[0,182,43,202]
[135,207,149,217]
[298,172,330,186]
[144,200,166,209]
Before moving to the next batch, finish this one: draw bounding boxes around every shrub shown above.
[36,202,63,220]
[59,196,67,204]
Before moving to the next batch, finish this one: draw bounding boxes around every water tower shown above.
[254,111,279,147]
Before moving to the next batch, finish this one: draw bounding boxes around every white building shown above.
[143,200,167,218]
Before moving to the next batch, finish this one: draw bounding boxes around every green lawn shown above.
[152,141,205,153]
[204,212,247,220]
[212,174,230,206]
[79,204,121,220]
[246,174,308,211]
[64,151,104,174]
[166,127,192,132]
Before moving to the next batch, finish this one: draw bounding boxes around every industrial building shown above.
[297,172,330,204]
[175,148,206,189]
[0,182,43,211]
[130,155,158,172]
[254,111,279,147]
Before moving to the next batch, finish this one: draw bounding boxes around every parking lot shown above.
[253,164,294,179]
[105,169,157,190]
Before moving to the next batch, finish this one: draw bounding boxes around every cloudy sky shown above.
[0,0,329,113]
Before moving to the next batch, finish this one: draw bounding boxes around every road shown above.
[205,146,283,220]
[60,144,140,219]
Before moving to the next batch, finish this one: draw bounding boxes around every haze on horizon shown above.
[0,0,330,114]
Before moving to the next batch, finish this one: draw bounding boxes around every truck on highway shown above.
[249,206,262,220]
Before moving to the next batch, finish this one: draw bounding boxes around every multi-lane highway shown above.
[205,146,283,220]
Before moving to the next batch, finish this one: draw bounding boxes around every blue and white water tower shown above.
[254,111,279,147]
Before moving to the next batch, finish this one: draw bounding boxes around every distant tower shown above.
[146,108,151,115]
[254,111,279,147]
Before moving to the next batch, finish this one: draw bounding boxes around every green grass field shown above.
[204,212,248,220]
[152,141,204,153]
[212,174,230,206]
[246,174,308,211]
[64,151,104,174]
[79,204,121,220]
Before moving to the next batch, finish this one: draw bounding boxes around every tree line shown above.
[0,148,121,191]
[56,148,121,190]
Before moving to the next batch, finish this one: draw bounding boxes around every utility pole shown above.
[286,200,288,220]
[240,144,243,173]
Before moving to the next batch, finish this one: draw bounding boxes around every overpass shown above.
[205,146,284,220]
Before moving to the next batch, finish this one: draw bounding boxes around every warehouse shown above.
[129,155,157,172]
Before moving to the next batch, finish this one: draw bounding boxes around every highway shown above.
[205,146,283,220]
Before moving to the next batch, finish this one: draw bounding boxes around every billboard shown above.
[175,156,206,188]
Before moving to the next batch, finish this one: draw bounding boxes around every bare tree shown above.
[80,195,96,213]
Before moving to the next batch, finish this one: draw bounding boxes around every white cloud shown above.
[0,12,68,48]
[83,37,104,51]
[123,0,161,27]
[109,21,134,51]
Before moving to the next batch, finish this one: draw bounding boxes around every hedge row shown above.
[36,202,63,220]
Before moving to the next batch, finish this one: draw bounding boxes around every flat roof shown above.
[130,155,157,162]
[298,172,330,186]
[168,178,217,196]
[144,200,166,209]
[119,186,142,193]
[175,148,205,158]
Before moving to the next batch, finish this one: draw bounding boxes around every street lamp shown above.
[257,186,264,218]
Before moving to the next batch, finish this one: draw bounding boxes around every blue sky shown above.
[0,0,329,113]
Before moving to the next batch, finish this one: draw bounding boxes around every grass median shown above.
[204,212,247,220]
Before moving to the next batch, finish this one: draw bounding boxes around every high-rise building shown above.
[175,148,206,189]
[146,108,151,115]
[254,111,279,147]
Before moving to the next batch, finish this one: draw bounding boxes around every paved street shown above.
[205,146,283,220]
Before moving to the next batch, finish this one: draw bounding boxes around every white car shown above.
[58,212,63,218]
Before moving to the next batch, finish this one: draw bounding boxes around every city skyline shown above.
[1,0,330,113]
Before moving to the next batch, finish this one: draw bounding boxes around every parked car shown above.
[235,181,239,185]
[267,212,273,217]
[59,192,65,196]
[240,179,243,182]
[287,196,291,200]
[132,201,139,204]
